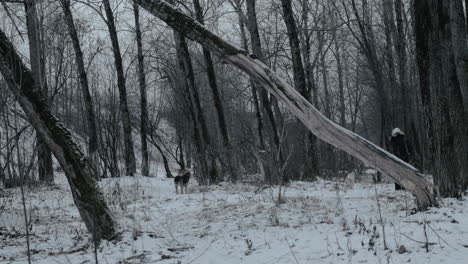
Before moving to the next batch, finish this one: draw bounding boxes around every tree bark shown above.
[134,0,436,209]
[60,0,99,177]
[0,28,116,241]
[382,0,399,122]
[465,0,468,35]
[440,0,468,196]
[192,0,238,182]
[415,0,468,197]
[334,29,346,127]
[133,3,150,176]
[280,0,307,97]
[449,0,468,110]
[103,0,137,176]
[24,0,53,183]
[301,1,320,178]
[394,0,409,130]
[414,0,435,166]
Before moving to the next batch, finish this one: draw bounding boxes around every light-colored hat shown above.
[391,128,405,137]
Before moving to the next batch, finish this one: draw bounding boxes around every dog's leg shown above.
[175,184,178,194]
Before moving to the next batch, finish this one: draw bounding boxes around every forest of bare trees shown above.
[0,0,467,252]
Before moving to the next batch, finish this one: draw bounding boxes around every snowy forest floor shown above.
[1,169,468,264]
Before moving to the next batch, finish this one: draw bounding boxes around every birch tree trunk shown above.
[0,28,116,241]
[60,0,99,177]
[134,0,436,209]
[24,0,53,183]
[133,3,150,176]
[103,0,137,176]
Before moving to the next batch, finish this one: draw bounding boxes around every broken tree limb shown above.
[0,29,116,240]
[134,0,436,210]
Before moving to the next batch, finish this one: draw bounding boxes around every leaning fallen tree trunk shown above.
[134,0,436,210]
[0,30,116,240]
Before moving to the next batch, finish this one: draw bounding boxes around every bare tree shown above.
[192,0,238,182]
[171,21,219,184]
[60,0,99,177]
[0,28,116,241]
[133,2,150,176]
[280,0,320,180]
[244,0,288,184]
[24,0,53,183]
[394,0,409,130]
[102,0,136,176]
[449,0,468,109]
[414,0,468,197]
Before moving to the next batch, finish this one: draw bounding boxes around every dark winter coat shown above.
[389,134,411,162]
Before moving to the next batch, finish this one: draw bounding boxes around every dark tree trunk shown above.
[245,0,280,150]
[394,0,409,131]
[60,0,99,176]
[280,0,319,180]
[167,0,218,184]
[317,23,331,118]
[103,0,136,176]
[147,134,173,178]
[246,0,285,184]
[465,0,468,35]
[133,3,150,176]
[382,0,399,121]
[414,0,435,166]
[334,31,346,127]
[24,0,53,183]
[0,28,116,241]
[301,1,320,179]
[449,0,468,109]
[236,8,265,149]
[192,0,238,182]
[156,143,172,178]
[415,0,468,197]
[280,0,307,97]
[134,0,436,209]
[173,30,219,185]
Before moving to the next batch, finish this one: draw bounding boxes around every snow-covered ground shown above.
[1,169,468,264]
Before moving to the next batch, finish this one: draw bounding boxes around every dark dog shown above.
[174,169,190,194]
